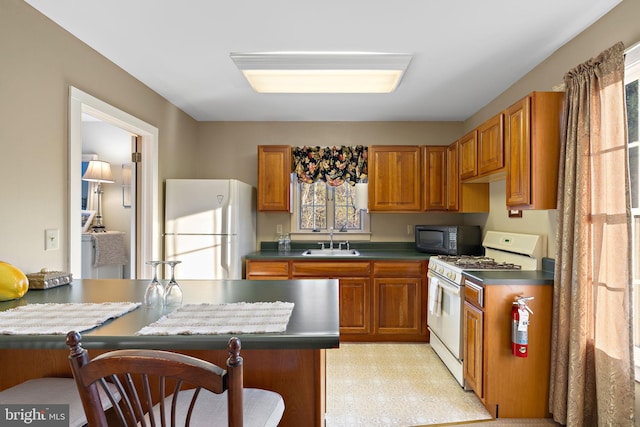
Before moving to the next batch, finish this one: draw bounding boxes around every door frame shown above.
[69,86,160,279]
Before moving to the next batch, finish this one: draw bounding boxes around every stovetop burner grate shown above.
[436,255,522,270]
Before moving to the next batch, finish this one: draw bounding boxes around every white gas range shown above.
[427,231,546,387]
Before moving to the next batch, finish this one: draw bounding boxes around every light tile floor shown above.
[325,343,492,427]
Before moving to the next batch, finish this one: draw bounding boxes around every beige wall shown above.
[0,0,199,273]
[2,0,638,274]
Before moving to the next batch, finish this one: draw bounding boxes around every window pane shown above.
[626,80,639,143]
[631,145,638,209]
[628,71,640,348]
[313,207,327,229]
[334,183,361,230]
[299,182,327,230]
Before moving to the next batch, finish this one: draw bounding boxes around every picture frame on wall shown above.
[81,210,96,232]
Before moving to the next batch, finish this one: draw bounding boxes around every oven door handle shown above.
[428,273,461,295]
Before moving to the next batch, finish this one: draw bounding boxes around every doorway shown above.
[69,87,160,279]
[81,115,135,278]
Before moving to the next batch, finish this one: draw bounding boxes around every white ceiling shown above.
[25,0,621,122]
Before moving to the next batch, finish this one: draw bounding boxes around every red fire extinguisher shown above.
[511,296,534,357]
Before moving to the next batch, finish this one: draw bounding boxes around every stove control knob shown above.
[437,267,444,274]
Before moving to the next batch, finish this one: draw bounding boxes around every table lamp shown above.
[82,160,114,232]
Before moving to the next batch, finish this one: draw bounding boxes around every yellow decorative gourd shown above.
[0,261,29,301]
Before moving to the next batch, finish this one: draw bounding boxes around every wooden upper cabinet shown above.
[477,113,504,176]
[446,141,459,211]
[257,145,291,212]
[447,140,489,213]
[368,145,422,212]
[505,92,564,209]
[459,130,478,181]
[422,146,447,211]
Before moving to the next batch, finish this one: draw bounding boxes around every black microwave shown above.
[414,225,483,255]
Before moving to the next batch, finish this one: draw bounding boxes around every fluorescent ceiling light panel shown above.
[230,52,412,93]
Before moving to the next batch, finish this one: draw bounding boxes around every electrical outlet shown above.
[407,224,412,235]
[45,229,59,251]
[276,224,283,235]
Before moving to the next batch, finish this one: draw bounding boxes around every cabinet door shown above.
[257,145,291,212]
[422,146,447,211]
[463,301,484,398]
[459,130,478,181]
[245,260,290,280]
[477,113,504,176]
[339,278,371,334]
[505,98,531,207]
[505,92,564,209]
[374,277,422,335]
[446,141,459,211]
[368,146,422,211]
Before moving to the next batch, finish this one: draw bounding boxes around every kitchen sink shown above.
[301,249,361,256]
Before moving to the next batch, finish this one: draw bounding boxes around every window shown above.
[292,181,370,238]
[291,145,370,240]
[625,43,640,360]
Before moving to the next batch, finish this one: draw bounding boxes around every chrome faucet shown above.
[329,227,334,249]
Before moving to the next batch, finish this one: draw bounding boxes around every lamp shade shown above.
[82,160,114,183]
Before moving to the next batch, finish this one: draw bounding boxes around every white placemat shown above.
[136,302,295,335]
[0,302,141,335]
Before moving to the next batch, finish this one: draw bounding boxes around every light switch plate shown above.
[45,229,59,251]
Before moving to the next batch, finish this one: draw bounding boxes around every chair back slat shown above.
[184,387,202,426]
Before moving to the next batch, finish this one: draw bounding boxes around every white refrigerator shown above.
[164,179,256,279]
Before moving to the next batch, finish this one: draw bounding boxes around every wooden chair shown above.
[65,331,284,427]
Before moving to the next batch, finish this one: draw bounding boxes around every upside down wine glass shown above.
[163,260,183,306]
[143,261,164,307]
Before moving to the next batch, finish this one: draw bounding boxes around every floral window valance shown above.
[293,145,368,187]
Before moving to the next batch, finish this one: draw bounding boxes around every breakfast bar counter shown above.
[0,278,340,427]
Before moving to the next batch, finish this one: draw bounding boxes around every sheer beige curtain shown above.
[550,42,634,426]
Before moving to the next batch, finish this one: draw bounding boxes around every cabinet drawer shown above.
[372,261,424,277]
[464,279,483,309]
[292,261,370,277]
[245,260,289,278]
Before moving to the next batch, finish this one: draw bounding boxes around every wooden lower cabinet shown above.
[463,276,553,418]
[337,277,371,334]
[245,259,427,341]
[372,261,425,339]
[374,277,422,336]
[463,301,483,397]
[245,260,289,280]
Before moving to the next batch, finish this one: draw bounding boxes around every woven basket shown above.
[26,269,73,290]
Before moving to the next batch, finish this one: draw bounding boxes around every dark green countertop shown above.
[0,279,340,351]
[462,269,554,285]
[246,241,432,260]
